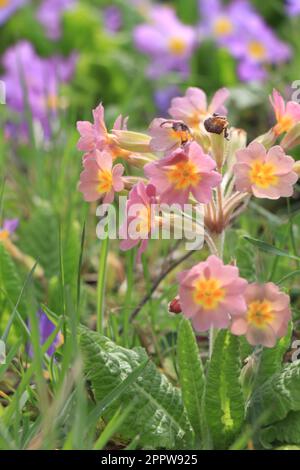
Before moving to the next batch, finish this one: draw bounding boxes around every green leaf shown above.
[261,411,300,446]
[204,330,245,449]
[79,326,192,449]
[88,359,149,430]
[177,318,205,439]
[93,403,136,450]
[243,236,300,262]
[0,244,24,314]
[247,360,300,427]
[19,208,59,279]
[252,324,292,389]
[62,220,80,299]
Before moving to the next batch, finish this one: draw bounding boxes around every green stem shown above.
[208,231,225,358]
[97,236,109,334]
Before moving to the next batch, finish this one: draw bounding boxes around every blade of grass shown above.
[287,198,300,269]
[93,402,135,450]
[244,236,300,261]
[0,176,6,223]
[97,236,109,334]
[1,261,37,342]
[58,221,66,338]
[123,248,135,347]
[76,219,86,316]
[0,340,22,381]
[88,359,149,429]
[277,270,300,285]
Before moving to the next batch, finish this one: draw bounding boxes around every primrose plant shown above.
[76,86,300,449]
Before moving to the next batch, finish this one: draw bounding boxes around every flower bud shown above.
[111,130,151,153]
[281,123,300,151]
[168,296,182,314]
[293,160,300,177]
[254,128,277,149]
[226,127,247,168]
[210,133,225,169]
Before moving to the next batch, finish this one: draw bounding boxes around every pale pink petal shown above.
[191,175,220,203]
[270,89,285,121]
[177,265,205,287]
[267,146,295,175]
[179,286,201,319]
[221,294,247,316]
[276,319,289,338]
[244,141,267,161]
[160,187,190,207]
[112,164,125,192]
[188,142,217,171]
[186,87,207,112]
[95,150,113,171]
[78,182,100,202]
[230,317,248,336]
[93,103,107,135]
[191,311,215,331]
[208,87,229,114]
[286,101,300,122]
[244,283,265,303]
[246,324,277,348]
[103,189,115,204]
[252,185,281,199]
[169,97,194,121]
[120,237,138,251]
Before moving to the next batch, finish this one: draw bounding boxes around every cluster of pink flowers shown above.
[77,85,300,348]
[177,255,291,347]
[77,104,127,204]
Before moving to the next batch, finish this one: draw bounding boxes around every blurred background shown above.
[1,0,300,137]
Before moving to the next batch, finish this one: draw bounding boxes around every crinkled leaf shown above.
[177,318,205,439]
[79,326,192,449]
[247,360,300,427]
[204,330,245,449]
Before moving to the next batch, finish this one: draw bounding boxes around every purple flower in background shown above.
[1,41,76,140]
[0,0,26,25]
[154,85,180,115]
[198,0,291,82]
[0,218,19,241]
[27,309,63,358]
[103,5,122,33]
[286,0,300,16]
[227,22,291,81]
[37,0,76,40]
[134,5,197,78]
[198,0,262,45]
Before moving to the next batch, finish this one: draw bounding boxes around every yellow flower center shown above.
[0,230,9,241]
[187,112,203,127]
[168,37,187,55]
[249,160,278,188]
[0,0,9,8]
[168,160,200,190]
[193,277,225,310]
[274,114,295,135]
[213,17,233,36]
[97,169,113,194]
[248,41,266,60]
[247,300,274,328]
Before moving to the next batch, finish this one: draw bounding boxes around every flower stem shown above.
[97,236,109,334]
[208,231,225,358]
